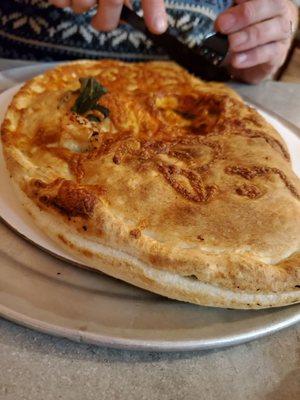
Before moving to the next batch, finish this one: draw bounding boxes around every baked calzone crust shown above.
[2,60,300,309]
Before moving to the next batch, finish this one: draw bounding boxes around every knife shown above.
[120,5,230,82]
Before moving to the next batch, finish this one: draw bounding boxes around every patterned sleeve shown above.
[0,0,232,61]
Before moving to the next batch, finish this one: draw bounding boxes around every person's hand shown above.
[49,0,168,34]
[215,0,299,84]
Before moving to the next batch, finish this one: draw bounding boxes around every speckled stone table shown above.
[0,319,299,400]
[0,61,299,400]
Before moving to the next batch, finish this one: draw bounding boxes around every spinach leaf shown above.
[93,104,110,118]
[86,114,101,123]
[71,77,108,115]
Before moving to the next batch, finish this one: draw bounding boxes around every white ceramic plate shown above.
[0,84,299,351]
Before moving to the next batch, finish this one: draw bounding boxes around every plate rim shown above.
[1,303,299,352]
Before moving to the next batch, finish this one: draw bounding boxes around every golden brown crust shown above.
[1,60,300,308]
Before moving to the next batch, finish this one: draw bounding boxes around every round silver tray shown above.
[0,82,299,351]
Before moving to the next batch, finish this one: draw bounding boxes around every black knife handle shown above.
[120,5,230,82]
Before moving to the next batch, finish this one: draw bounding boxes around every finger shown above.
[71,0,97,14]
[229,16,291,52]
[92,0,124,31]
[141,0,168,34]
[234,0,254,3]
[216,0,288,34]
[229,63,277,84]
[231,40,288,69]
[49,0,71,7]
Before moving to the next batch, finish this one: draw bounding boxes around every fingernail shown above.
[153,15,167,33]
[231,31,248,49]
[219,13,236,33]
[235,53,248,65]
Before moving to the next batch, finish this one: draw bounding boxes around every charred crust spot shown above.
[197,235,204,241]
[82,225,88,231]
[225,165,270,180]
[130,228,141,239]
[82,249,93,258]
[190,123,209,135]
[33,178,63,189]
[231,119,244,129]
[37,180,99,218]
[52,181,97,218]
[187,274,198,280]
[113,154,121,165]
[226,165,300,200]
[58,234,67,244]
[158,163,217,203]
[145,140,169,154]
[295,285,300,288]
[57,234,74,248]
[136,140,170,163]
[39,195,50,204]
[34,180,45,188]
[69,154,85,181]
[175,110,196,120]
[169,150,193,162]
[112,140,141,165]
[236,184,262,199]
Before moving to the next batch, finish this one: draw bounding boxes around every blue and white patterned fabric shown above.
[0,0,232,61]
